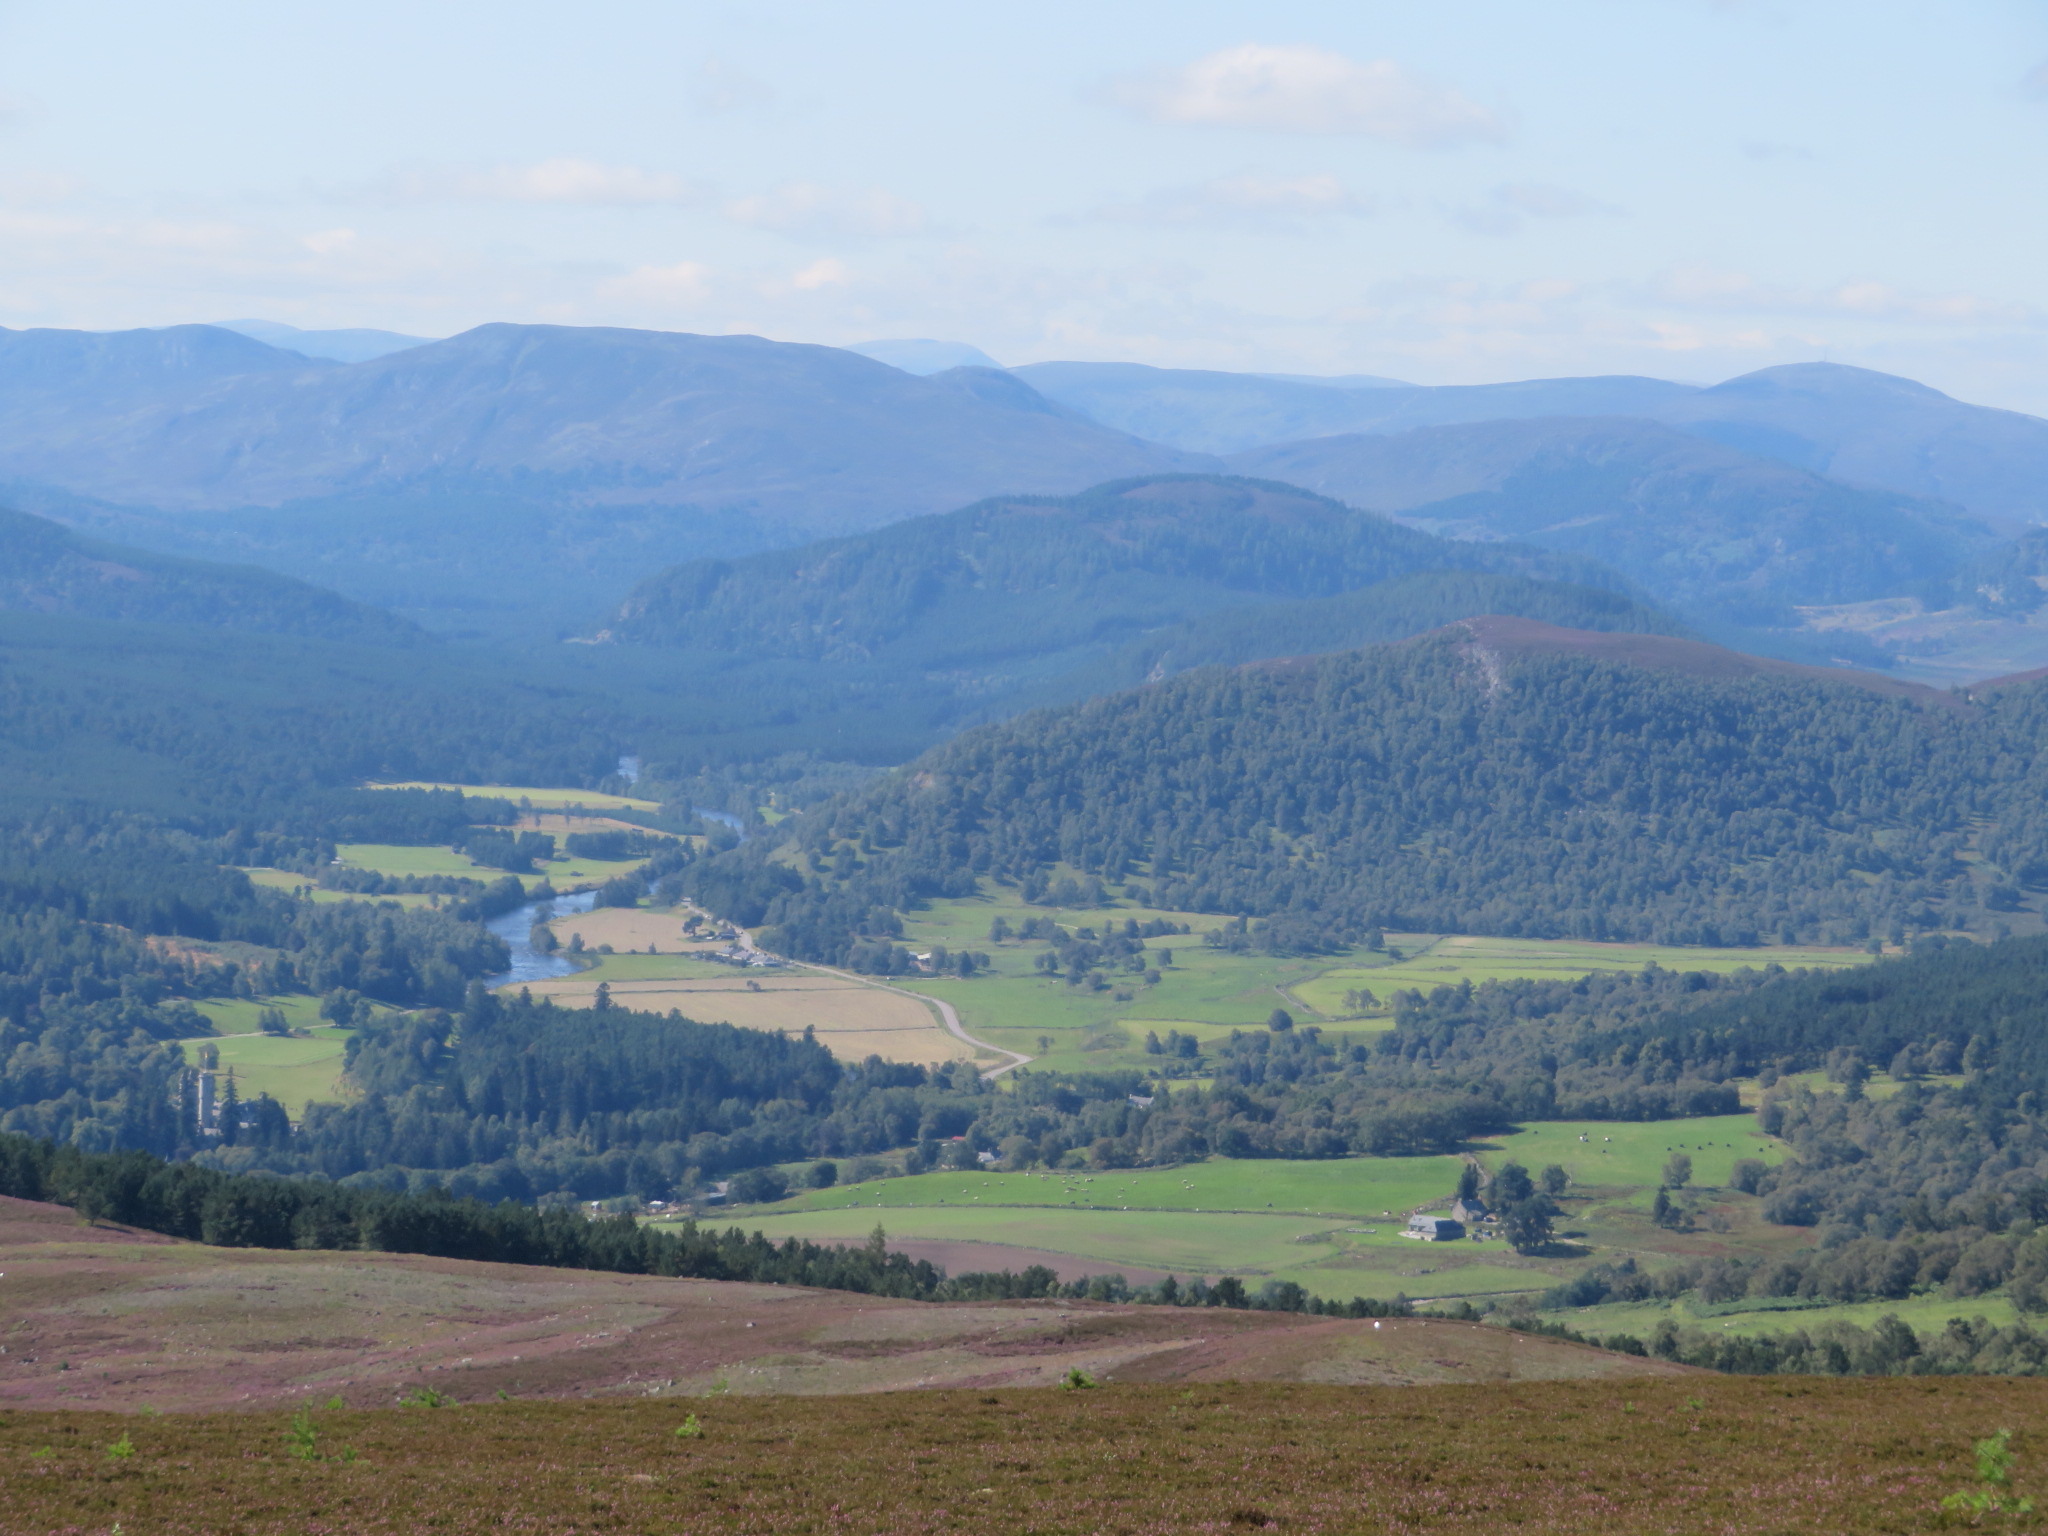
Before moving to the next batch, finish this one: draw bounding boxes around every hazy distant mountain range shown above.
[1,319,2045,668]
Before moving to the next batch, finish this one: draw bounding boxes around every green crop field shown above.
[885,885,1878,1079]
[369,780,662,812]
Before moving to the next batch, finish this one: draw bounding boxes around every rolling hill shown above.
[0,323,1209,631]
[602,475,1682,746]
[714,618,2048,963]
[1012,361,1694,455]
[1020,358,2048,528]
[1227,416,1999,628]
[0,503,422,644]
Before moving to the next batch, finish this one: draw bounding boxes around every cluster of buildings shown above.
[1404,1195,1498,1242]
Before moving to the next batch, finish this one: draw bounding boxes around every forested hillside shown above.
[711,621,2048,966]
[1228,416,1997,630]
[0,506,421,643]
[605,475,1678,736]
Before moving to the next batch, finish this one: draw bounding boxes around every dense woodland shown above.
[725,636,2048,966]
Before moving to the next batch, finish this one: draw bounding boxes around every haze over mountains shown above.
[1,318,2046,673]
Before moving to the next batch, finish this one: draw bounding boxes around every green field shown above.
[238,866,437,907]
[710,1111,1810,1303]
[1291,932,1875,1017]
[336,842,649,890]
[369,780,662,812]
[177,1019,356,1116]
[1562,1290,2028,1341]
[886,885,1877,1078]
[1471,1114,1785,1192]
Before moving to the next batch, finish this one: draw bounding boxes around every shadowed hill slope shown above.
[1229,416,1999,627]
[0,504,423,644]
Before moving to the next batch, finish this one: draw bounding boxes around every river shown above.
[484,888,597,988]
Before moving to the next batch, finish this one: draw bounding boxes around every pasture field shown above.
[1471,1114,1785,1192]
[192,995,330,1034]
[336,842,650,890]
[770,1159,1462,1219]
[886,886,1878,1078]
[237,867,437,907]
[368,780,662,812]
[5,1378,2037,1536]
[174,1024,355,1116]
[724,1116,1800,1301]
[1290,932,1874,1016]
[1563,1290,2029,1341]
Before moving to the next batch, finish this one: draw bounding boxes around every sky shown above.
[0,1,2045,407]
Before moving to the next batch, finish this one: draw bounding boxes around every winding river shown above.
[484,888,597,988]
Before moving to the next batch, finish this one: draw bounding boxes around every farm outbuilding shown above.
[1405,1214,1465,1241]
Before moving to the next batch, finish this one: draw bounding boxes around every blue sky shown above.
[1,1,2045,406]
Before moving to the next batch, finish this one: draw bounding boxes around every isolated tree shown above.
[806,1160,838,1189]
[1494,1161,1534,1205]
[1456,1163,1482,1202]
[1539,1164,1570,1196]
[1266,1008,1294,1032]
[1501,1196,1556,1254]
[1662,1152,1693,1189]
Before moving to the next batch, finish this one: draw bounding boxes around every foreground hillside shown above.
[0,1195,1671,1410]
[8,1378,2045,1534]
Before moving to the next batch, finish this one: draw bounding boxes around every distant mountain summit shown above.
[211,318,431,363]
[848,338,1002,374]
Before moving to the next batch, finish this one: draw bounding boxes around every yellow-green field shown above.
[883,885,1877,1078]
[336,842,650,890]
[1291,932,1874,1016]
[369,780,662,812]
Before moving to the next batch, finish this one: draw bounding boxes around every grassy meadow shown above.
[179,997,360,1115]
[11,1380,2043,1535]
[709,1113,1798,1304]
[887,884,1877,1079]
[367,780,662,812]
[335,842,650,890]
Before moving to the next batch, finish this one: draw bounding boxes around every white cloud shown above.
[726,182,927,238]
[1091,173,1374,230]
[1448,182,1617,236]
[1653,264,2041,327]
[1112,44,1504,147]
[394,157,707,206]
[600,260,713,304]
[791,257,849,290]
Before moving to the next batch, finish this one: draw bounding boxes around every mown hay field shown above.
[367,780,662,812]
[8,1378,2047,1535]
[527,970,971,1066]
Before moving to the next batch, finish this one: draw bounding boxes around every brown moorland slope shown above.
[7,1379,2048,1534]
[0,1195,1678,1411]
